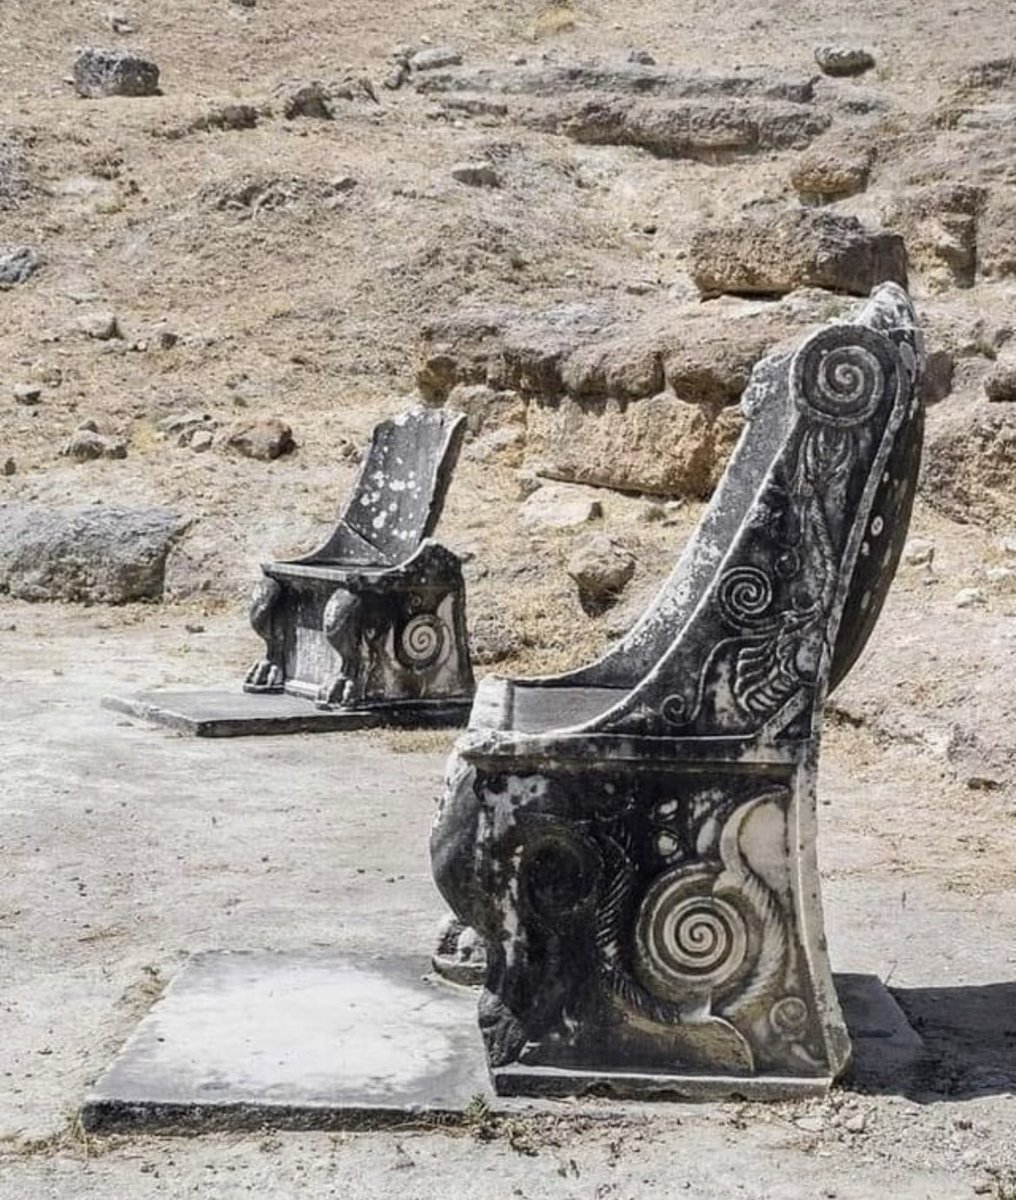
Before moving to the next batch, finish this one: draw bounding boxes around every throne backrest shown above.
[285,407,466,569]
[550,284,924,741]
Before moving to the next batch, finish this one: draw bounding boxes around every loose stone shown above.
[814,45,875,77]
[73,48,160,98]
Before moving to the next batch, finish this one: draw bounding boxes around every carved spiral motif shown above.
[717,565,774,630]
[397,613,445,669]
[792,327,897,429]
[635,868,753,1003]
[661,693,689,726]
[769,995,809,1037]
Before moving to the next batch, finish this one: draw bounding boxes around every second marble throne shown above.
[245,408,474,719]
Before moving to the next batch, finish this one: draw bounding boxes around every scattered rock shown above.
[814,45,875,77]
[0,245,42,288]
[76,310,121,340]
[282,80,337,119]
[410,46,463,72]
[559,97,829,160]
[61,423,128,461]
[789,134,874,202]
[0,503,186,603]
[884,184,983,292]
[192,103,259,133]
[567,533,637,613]
[226,417,296,461]
[955,587,986,609]
[12,384,42,406]
[73,48,160,98]
[689,207,907,298]
[384,63,410,90]
[158,410,218,447]
[902,538,935,567]
[984,357,1016,402]
[450,161,501,188]
[519,484,603,530]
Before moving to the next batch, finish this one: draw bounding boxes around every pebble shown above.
[190,429,214,453]
[794,1115,826,1133]
[13,384,42,406]
[843,1112,867,1134]
[627,49,656,65]
[954,587,986,609]
[972,1179,993,1195]
[410,46,462,72]
[814,45,875,76]
[450,161,501,188]
[902,537,935,567]
[76,310,120,340]
[2,458,15,476]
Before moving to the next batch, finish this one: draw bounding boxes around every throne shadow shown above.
[841,975,1016,1100]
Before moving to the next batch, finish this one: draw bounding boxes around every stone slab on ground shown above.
[80,951,489,1133]
[80,953,924,1133]
[101,689,470,737]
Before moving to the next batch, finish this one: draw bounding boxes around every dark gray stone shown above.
[0,504,186,603]
[245,408,475,714]
[73,48,160,98]
[0,245,42,287]
[431,284,926,1100]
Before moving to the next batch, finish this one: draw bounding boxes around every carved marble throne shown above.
[431,284,925,1099]
[245,408,475,717]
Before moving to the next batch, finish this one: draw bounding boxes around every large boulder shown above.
[0,505,187,603]
[689,207,907,298]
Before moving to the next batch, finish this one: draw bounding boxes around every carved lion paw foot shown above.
[243,660,283,693]
[432,915,488,987]
[315,674,353,710]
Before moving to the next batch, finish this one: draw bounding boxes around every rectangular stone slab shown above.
[102,689,470,737]
[81,954,924,1133]
[81,951,491,1133]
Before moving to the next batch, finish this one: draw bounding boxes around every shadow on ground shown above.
[892,982,1016,1101]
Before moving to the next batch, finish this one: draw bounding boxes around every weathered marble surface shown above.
[246,408,474,715]
[432,284,926,1098]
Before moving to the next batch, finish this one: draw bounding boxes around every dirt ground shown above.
[2,0,1016,1196]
